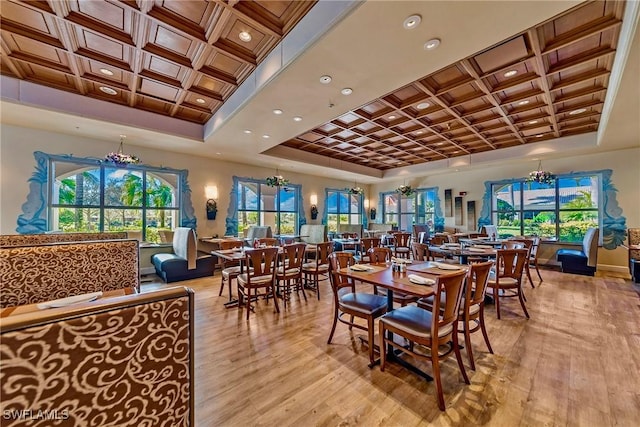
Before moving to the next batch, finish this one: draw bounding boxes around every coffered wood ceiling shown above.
[0,0,315,124]
[281,0,625,170]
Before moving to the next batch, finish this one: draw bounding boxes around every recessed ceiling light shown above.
[388,115,396,120]
[536,134,544,138]
[416,130,423,135]
[319,75,332,84]
[436,142,445,146]
[341,88,353,95]
[416,102,430,110]
[216,152,221,155]
[238,31,252,42]
[99,86,117,95]
[504,70,518,78]
[518,100,530,106]
[453,150,460,154]
[528,120,539,125]
[569,108,587,115]
[196,98,206,104]
[293,116,303,122]
[424,38,441,50]
[262,134,270,139]
[273,109,283,115]
[403,14,421,30]
[99,68,114,76]
[243,130,252,134]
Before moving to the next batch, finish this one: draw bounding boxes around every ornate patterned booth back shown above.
[0,232,128,247]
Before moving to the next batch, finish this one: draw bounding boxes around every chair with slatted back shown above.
[487,248,529,319]
[430,235,448,246]
[510,238,536,288]
[392,232,412,259]
[379,269,469,411]
[411,242,433,261]
[358,237,381,263]
[418,261,494,370]
[525,235,543,282]
[366,247,417,307]
[257,237,278,247]
[276,243,307,308]
[237,247,280,320]
[218,240,244,300]
[302,241,333,300]
[328,252,388,366]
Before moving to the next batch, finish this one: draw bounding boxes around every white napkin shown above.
[37,291,103,309]
[349,264,373,272]
[408,274,435,285]
[474,244,493,249]
[431,262,460,270]
[391,257,412,264]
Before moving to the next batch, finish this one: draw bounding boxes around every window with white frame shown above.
[381,188,437,231]
[325,189,363,232]
[490,173,600,242]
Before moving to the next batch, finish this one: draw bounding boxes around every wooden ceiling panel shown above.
[23,63,77,90]
[1,1,54,35]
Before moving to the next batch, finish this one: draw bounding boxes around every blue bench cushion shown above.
[556,248,594,276]
[152,253,215,283]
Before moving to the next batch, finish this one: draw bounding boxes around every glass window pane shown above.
[558,212,598,242]
[496,211,521,238]
[327,214,338,232]
[279,213,297,234]
[238,182,259,210]
[146,172,176,208]
[55,168,101,206]
[522,180,555,210]
[523,211,556,239]
[494,182,521,211]
[385,194,398,213]
[105,169,143,207]
[51,207,100,232]
[338,193,349,213]
[559,176,598,209]
[279,187,296,212]
[327,192,338,214]
[104,208,142,232]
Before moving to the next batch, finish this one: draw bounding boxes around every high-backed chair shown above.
[256,237,278,247]
[276,243,307,307]
[328,252,388,366]
[299,224,327,245]
[358,237,381,263]
[379,269,469,411]
[392,232,412,259]
[556,228,599,276]
[509,238,535,287]
[368,247,417,307]
[337,224,364,239]
[218,240,244,300]
[412,242,433,261]
[244,226,273,245]
[237,247,279,320]
[480,225,499,240]
[525,235,543,282]
[1,287,195,426]
[418,261,494,370]
[488,248,529,319]
[152,227,215,283]
[302,242,333,299]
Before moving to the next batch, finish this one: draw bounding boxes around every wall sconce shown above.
[205,185,218,220]
[459,191,467,196]
[310,194,318,220]
[370,207,377,221]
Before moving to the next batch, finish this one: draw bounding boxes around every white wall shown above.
[369,148,640,272]
[0,124,363,238]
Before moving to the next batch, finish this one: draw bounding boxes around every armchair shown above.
[556,228,599,276]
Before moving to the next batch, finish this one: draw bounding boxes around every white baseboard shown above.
[140,266,156,275]
[597,264,631,275]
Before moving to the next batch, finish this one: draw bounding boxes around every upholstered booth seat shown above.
[556,228,599,276]
[152,227,215,283]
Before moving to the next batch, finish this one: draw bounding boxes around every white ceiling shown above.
[2,1,638,183]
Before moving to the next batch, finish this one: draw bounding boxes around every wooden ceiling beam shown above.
[541,16,622,54]
[528,29,560,138]
[547,47,616,76]
[550,68,610,92]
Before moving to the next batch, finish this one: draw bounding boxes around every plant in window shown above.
[396,185,415,197]
[104,135,140,167]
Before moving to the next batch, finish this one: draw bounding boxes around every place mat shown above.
[466,247,488,253]
[347,264,387,274]
[407,274,436,285]
[473,244,494,249]
[217,249,236,254]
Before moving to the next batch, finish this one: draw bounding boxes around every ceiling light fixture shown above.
[273,109,283,115]
[99,86,117,95]
[416,102,430,110]
[341,88,353,95]
[528,120,539,125]
[196,98,206,104]
[99,68,114,76]
[403,14,421,29]
[238,31,252,42]
[388,115,396,120]
[424,38,441,50]
[536,134,544,138]
[319,75,332,84]
[569,108,587,115]
[518,100,530,106]
[262,134,270,139]
[293,116,303,122]
[243,130,252,134]
[416,130,423,135]
[504,70,518,77]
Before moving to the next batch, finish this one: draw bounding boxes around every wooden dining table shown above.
[337,261,468,380]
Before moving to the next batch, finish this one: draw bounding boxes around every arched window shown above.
[18,152,196,242]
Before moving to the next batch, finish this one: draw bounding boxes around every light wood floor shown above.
[142,269,640,426]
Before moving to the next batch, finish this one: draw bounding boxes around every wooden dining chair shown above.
[237,247,279,320]
[218,240,244,300]
[358,237,381,263]
[328,252,388,366]
[257,237,278,247]
[302,241,333,300]
[392,232,412,259]
[509,238,536,288]
[525,235,543,282]
[430,235,447,246]
[487,248,529,319]
[379,269,469,411]
[276,243,307,308]
[411,242,433,261]
[418,261,494,370]
[368,246,418,307]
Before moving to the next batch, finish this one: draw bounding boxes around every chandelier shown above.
[104,135,140,167]
[526,160,555,184]
[265,169,289,187]
[396,184,415,197]
[347,185,364,195]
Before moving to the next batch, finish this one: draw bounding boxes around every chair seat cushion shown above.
[488,276,518,286]
[238,274,273,286]
[418,296,480,316]
[302,262,329,272]
[556,248,587,261]
[222,266,242,278]
[381,305,453,338]
[339,292,387,315]
[277,266,301,276]
[395,247,410,253]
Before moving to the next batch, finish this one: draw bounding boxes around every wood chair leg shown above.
[534,261,543,282]
[219,277,226,296]
[453,332,470,384]
[479,306,493,354]
[431,346,445,411]
[518,288,529,319]
[526,265,535,288]
[246,287,251,320]
[379,321,387,372]
[494,286,501,320]
[327,305,338,344]
[272,284,280,313]
[463,321,475,371]
[367,317,376,366]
